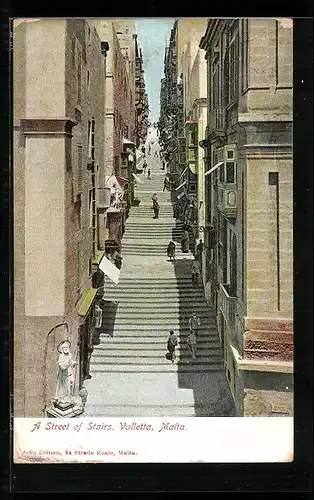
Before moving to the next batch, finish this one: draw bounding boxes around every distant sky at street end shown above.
[136,18,175,124]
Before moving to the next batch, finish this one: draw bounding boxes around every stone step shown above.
[91,354,222,364]
[92,348,222,357]
[102,304,212,312]
[103,285,204,292]
[89,362,224,373]
[83,404,215,417]
[116,277,199,282]
[101,326,217,334]
[102,311,212,319]
[96,339,221,348]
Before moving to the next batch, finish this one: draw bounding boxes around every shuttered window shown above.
[77,145,83,193]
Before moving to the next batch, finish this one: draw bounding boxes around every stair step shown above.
[102,306,212,313]
[89,363,224,373]
[83,405,216,417]
[100,328,218,335]
[95,342,221,349]
[106,290,203,294]
[91,355,222,364]
[97,336,220,345]
[92,349,222,358]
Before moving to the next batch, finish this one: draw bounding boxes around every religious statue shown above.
[54,340,77,402]
[110,183,117,208]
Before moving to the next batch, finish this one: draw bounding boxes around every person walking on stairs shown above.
[191,258,201,287]
[167,240,176,261]
[151,193,159,219]
[181,227,189,253]
[147,167,151,179]
[167,330,178,364]
[187,329,197,361]
[189,312,201,337]
[143,159,147,174]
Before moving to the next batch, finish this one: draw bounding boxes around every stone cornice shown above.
[20,117,78,136]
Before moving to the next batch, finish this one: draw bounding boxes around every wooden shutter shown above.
[77,145,83,193]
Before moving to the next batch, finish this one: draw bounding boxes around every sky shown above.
[135,19,175,124]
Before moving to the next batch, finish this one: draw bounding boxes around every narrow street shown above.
[84,139,234,417]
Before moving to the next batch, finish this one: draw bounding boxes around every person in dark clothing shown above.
[191,258,201,287]
[163,177,168,192]
[181,228,189,253]
[167,330,178,363]
[141,145,146,156]
[167,241,176,261]
[153,200,159,219]
[147,167,151,179]
[196,239,204,261]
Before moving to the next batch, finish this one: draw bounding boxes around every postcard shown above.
[12,17,294,464]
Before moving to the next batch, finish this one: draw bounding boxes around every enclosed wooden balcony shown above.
[208,106,226,135]
[217,183,237,218]
[219,283,236,326]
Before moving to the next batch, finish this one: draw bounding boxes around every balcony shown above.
[219,283,236,326]
[208,106,226,136]
[217,183,237,218]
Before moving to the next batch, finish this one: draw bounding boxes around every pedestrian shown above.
[196,239,204,261]
[147,167,151,179]
[167,241,176,261]
[163,177,168,192]
[189,312,201,336]
[152,193,158,204]
[143,159,147,173]
[153,200,159,219]
[141,145,146,157]
[187,329,197,361]
[181,227,189,253]
[191,258,201,287]
[167,330,178,363]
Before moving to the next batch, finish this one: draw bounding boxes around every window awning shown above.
[76,288,98,317]
[175,180,187,191]
[117,176,129,186]
[92,250,105,266]
[179,167,188,180]
[123,138,135,146]
[204,161,224,176]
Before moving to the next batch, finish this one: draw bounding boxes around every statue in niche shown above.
[54,340,77,402]
[110,182,117,208]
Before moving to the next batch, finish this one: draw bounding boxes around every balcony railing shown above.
[208,106,226,134]
[217,183,237,217]
[219,283,236,326]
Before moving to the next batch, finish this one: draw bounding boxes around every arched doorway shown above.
[230,234,237,297]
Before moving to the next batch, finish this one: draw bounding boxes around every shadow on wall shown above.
[168,190,235,417]
[93,300,119,342]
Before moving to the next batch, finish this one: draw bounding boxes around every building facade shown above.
[200,18,293,415]
[134,34,149,148]
[13,19,108,417]
[159,19,208,251]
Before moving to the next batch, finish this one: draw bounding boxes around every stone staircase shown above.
[83,140,234,417]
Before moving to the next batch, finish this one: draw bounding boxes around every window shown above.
[77,51,82,104]
[76,241,81,290]
[226,162,235,183]
[229,23,239,103]
[87,121,92,158]
[75,198,81,231]
[77,145,83,193]
[91,118,95,161]
[89,190,93,227]
[212,51,220,108]
[241,19,248,92]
